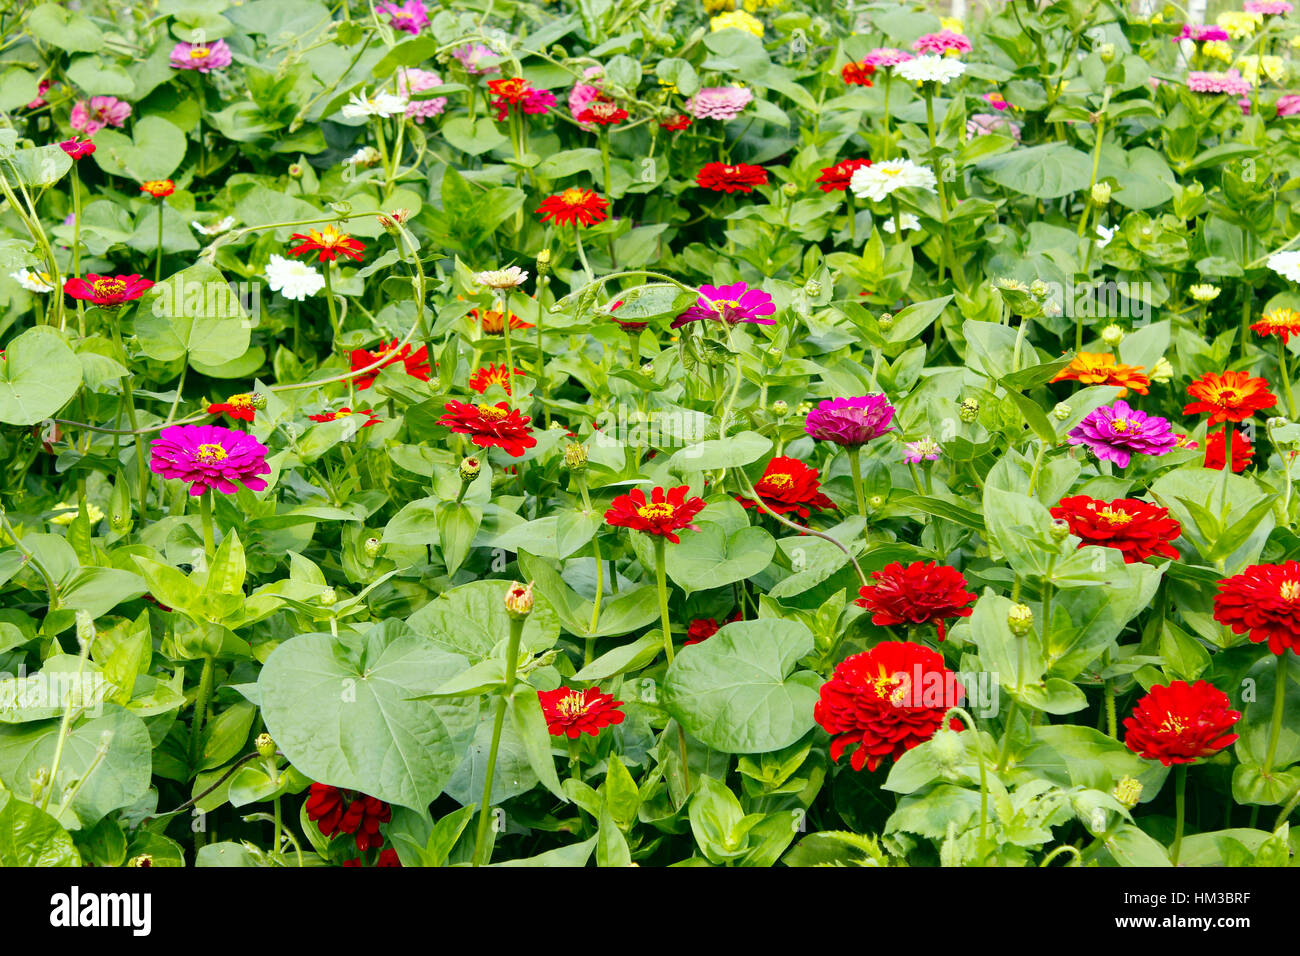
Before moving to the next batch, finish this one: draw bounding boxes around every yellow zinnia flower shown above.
[1216,10,1262,39]
[710,9,764,36]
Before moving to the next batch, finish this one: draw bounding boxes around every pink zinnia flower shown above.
[1066,400,1178,468]
[70,96,131,136]
[1243,0,1292,14]
[568,66,606,128]
[149,424,271,496]
[169,39,233,72]
[684,86,753,120]
[864,47,914,67]
[912,30,971,56]
[26,79,52,110]
[64,273,154,307]
[452,43,499,75]
[967,113,1021,140]
[671,282,776,329]
[1175,24,1231,42]
[1276,94,1300,117]
[378,0,428,34]
[396,68,447,121]
[804,395,896,447]
[1187,70,1253,96]
[60,137,96,160]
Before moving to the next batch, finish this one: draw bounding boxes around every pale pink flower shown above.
[397,68,447,121]
[912,30,971,56]
[864,47,914,68]
[685,86,753,120]
[1187,69,1253,96]
[70,96,131,135]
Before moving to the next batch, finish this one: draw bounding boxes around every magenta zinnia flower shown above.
[1276,94,1300,117]
[70,96,131,136]
[805,395,896,447]
[864,47,914,67]
[671,282,776,329]
[150,425,271,496]
[568,66,606,128]
[169,39,233,72]
[396,68,447,121]
[1175,24,1231,42]
[1187,70,1253,96]
[1067,400,1178,468]
[912,30,971,56]
[684,86,753,121]
[452,43,499,75]
[379,0,428,34]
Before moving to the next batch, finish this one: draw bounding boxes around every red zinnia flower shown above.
[1213,561,1300,654]
[538,687,626,738]
[815,158,871,193]
[736,456,836,519]
[343,848,402,867]
[350,339,431,389]
[855,561,976,641]
[1123,680,1241,766]
[814,642,963,772]
[1204,428,1253,472]
[288,224,366,263]
[486,77,555,121]
[537,187,610,228]
[471,306,534,334]
[1184,370,1277,424]
[685,611,743,646]
[64,273,154,307]
[575,101,628,125]
[437,400,537,457]
[140,179,175,198]
[308,407,382,427]
[695,162,768,193]
[604,485,707,543]
[659,113,692,131]
[1251,307,1300,343]
[207,392,259,422]
[60,137,96,160]
[468,363,523,395]
[841,61,876,87]
[1048,494,1181,564]
[304,783,392,851]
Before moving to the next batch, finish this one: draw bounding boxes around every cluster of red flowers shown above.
[349,340,431,389]
[438,400,538,457]
[815,158,871,193]
[695,162,768,193]
[343,848,401,867]
[309,407,382,427]
[1049,494,1181,564]
[1124,681,1241,766]
[604,485,707,543]
[304,783,392,851]
[537,187,610,228]
[855,561,977,641]
[736,456,835,519]
[538,687,625,737]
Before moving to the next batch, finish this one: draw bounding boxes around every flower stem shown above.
[1263,652,1291,775]
[155,200,165,283]
[945,707,988,850]
[501,292,517,410]
[653,536,674,666]
[1171,763,1188,866]
[923,85,959,291]
[189,655,215,768]
[1278,337,1298,420]
[322,262,341,341]
[199,489,215,561]
[996,699,1020,771]
[472,614,524,866]
[848,446,867,519]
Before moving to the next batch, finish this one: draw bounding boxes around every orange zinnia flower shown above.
[471,306,534,334]
[1183,370,1277,424]
[1251,307,1300,343]
[468,363,523,395]
[288,224,366,262]
[1051,352,1150,397]
[140,179,175,198]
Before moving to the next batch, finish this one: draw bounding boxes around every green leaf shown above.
[436,501,481,575]
[90,116,188,180]
[0,792,80,866]
[135,265,252,367]
[0,326,83,426]
[26,3,104,52]
[509,689,566,801]
[975,142,1094,198]
[666,523,776,594]
[406,580,560,662]
[668,431,772,472]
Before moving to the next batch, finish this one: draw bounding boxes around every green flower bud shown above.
[878,312,894,330]
[128,854,154,868]
[364,537,381,559]
[1112,775,1143,809]
[459,456,482,483]
[319,587,337,607]
[1098,42,1116,63]
[804,279,822,297]
[1008,603,1034,635]
[959,398,980,423]
[250,392,268,410]
[796,401,813,417]
[1100,323,1125,347]
[255,733,276,759]
[1050,518,1071,541]
[929,726,967,774]
[505,581,534,619]
[1091,181,1112,205]
[772,399,789,417]
[536,248,552,276]
[868,494,885,509]
[781,182,798,198]
[1029,279,1050,299]
[1052,402,1071,421]
[563,442,588,471]
[288,163,303,178]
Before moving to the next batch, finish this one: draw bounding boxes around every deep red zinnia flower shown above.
[1123,680,1241,766]
[64,273,155,307]
[1204,428,1253,472]
[736,456,836,519]
[1184,370,1277,424]
[1049,494,1181,564]
[814,642,964,772]
[350,339,431,389]
[304,783,393,851]
[538,687,626,738]
[815,158,871,192]
[659,113,692,131]
[604,485,707,543]
[468,363,523,395]
[575,101,628,125]
[288,224,366,262]
[855,561,976,641]
[1251,307,1300,343]
[1213,561,1300,655]
[60,137,96,160]
[309,407,382,427]
[695,162,768,193]
[537,187,610,227]
[685,611,743,646]
[841,61,876,86]
[437,400,537,457]
[343,847,402,867]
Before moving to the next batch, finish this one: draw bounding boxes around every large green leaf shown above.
[666,523,776,594]
[0,326,83,426]
[0,792,80,866]
[135,263,252,367]
[90,116,188,180]
[406,579,560,661]
[975,142,1094,198]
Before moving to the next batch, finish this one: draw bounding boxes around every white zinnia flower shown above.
[882,213,921,234]
[472,266,529,290]
[1268,249,1300,283]
[896,55,967,85]
[10,268,55,293]
[191,216,236,236]
[265,254,325,301]
[346,146,382,167]
[849,159,937,202]
[340,88,409,120]
[1094,224,1115,249]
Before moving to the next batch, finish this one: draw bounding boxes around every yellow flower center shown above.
[560,187,589,205]
[228,393,253,408]
[1097,507,1132,526]
[556,692,588,718]
[196,443,228,462]
[1281,580,1300,601]
[1160,715,1186,735]
[1110,418,1130,433]
[764,473,794,490]
[92,278,126,298]
[872,666,909,705]
[475,404,508,420]
[637,503,675,521]
[189,47,211,59]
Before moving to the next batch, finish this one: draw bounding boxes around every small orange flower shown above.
[1251,307,1300,344]
[468,363,523,395]
[471,307,534,334]
[1051,352,1150,397]
[288,224,366,262]
[1184,370,1277,424]
[140,179,175,198]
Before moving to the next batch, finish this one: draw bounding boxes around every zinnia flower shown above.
[1051,352,1151,397]
[815,158,872,192]
[984,92,1010,111]
[1049,495,1181,563]
[575,101,628,126]
[207,393,261,423]
[913,30,972,56]
[1123,681,1241,766]
[70,96,130,135]
[841,61,876,86]
[451,43,499,75]
[193,216,236,236]
[343,848,402,867]
[537,188,610,227]
[882,214,922,233]
[695,162,768,193]
[339,88,408,119]
[149,424,271,496]
[396,67,447,121]
[468,363,523,395]
[487,77,556,121]
[1176,24,1232,42]
[659,113,692,131]
[814,642,964,771]
[64,274,154,307]
[864,47,914,67]
[902,436,942,463]
[264,254,324,300]
[378,0,428,34]
[538,687,626,738]
[1203,428,1253,472]
[1066,400,1178,468]
[1184,370,1277,424]
[736,456,835,518]
[684,86,753,120]
[437,401,537,457]
[671,281,775,328]
[804,395,896,446]
[309,407,382,427]
[1251,307,1300,343]
[604,485,707,543]
[849,159,936,202]
[59,138,96,160]
[169,39,233,72]
[11,269,56,293]
[1213,561,1300,654]
[685,611,743,646]
[288,225,365,263]
[140,179,175,199]
[1244,0,1293,14]
[350,340,431,389]
[896,55,967,85]
[304,783,392,851]
[710,9,764,35]
[854,561,976,640]
[1275,94,1300,117]
[471,305,533,333]
[1268,249,1300,282]
[472,266,528,290]
[1187,70,1253,95]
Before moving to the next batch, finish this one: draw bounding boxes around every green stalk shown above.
[1278,337,1298,420]
[322,262,341,340]
[848,446,867,519]
[41,617,94,811]
[923,85,959,290]
[1263,652,1291,775]
[501,292,517,410]
[653,536,674,666]
[155,200,165,282]
[1171,764,1188,866]
[189,655,216,767]
[472,615,524,866]
[199,489,215,561]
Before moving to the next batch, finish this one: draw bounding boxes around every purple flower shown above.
[1175,24,1231,42]
[70,96,131,136]
[397,68,447,122]
[903,436,942,463]
[804,395,896,447]
[452,43,500,75]
[1276,94,1300,117]
[169,39,233,73]
[684,86,753,121]
[1067,400,1177,468]
[150,425,271,496]
[671,282,776,329]
[1187,70,1253,96]
[379,0,428,34]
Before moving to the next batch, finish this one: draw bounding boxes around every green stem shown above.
[1278,337,1298,420]
[322,262,341,341]
[946,707,988,850]
[41,618,93,811]
[1171,764,1188,866]
[924,85,960,291]
[653,536,674,666]
[996,699,1020,771]
[848,446,867,520]
[155,200,165,283]
[1263,652,1291,775]
[472,615,524,866]
[199,489,215,561]
[189,656,215,767]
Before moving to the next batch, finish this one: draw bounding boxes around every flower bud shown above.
[377,208,410,234]
[1007,603,1034,635]
[536,248,552,276]
[1267,416,1290,430]
[364,537,381,558]
[319,587,337,607]
[877,312,894,330]
[641,362,655,376]
[1100,323,1125,347]
[459,456,482,483]
[1029,279,1050,299]
[128,854,154,868]
[288,163,303,178]
[772,399,788,417]
[1050,518,1071,542]
[1098,42,1116,63]
[804,279,822,297]
[1112,775,1143,809]
[959,398,979,423]
[1091,181,1112,205]
[1150,357,1173,383]
[504,581,534,619]
[781,182,798,198]
[796,401,812,417]
[868,494,885,508]
[548,419,565,430]
[1052,402,1071,421]
[255,733,276,759]
[563,442,588,471]
[249,392,268,410]
[929,726,967,774]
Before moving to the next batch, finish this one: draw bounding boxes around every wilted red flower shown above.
[537,187,610,227]
[1213,561,1300,654]
[60,137,96,160]
[288,224,366,263]
[538,687,626,738]
[1184,370,1277,424]
[841,61,876,86]
[1204,428,1253,472]
[308,407,382,427]
[855,561,976,641]
[814,642,963,772]
[140,179,175,198]
[685,611,743,646]
[815,158,871,192]
[695,162,768,193]
[64,273,154,307]
[736,456,836,519]
[437,400,537,457]
[304,783,392,851]
[350,339,430,389]
[1123,680,1241,766]
[659,113,692,131]
[468,362,523,395]
[1048,494,1181,564]
[604,485,707,543]
[207,392,259,422]
[1251,307,1300,343]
